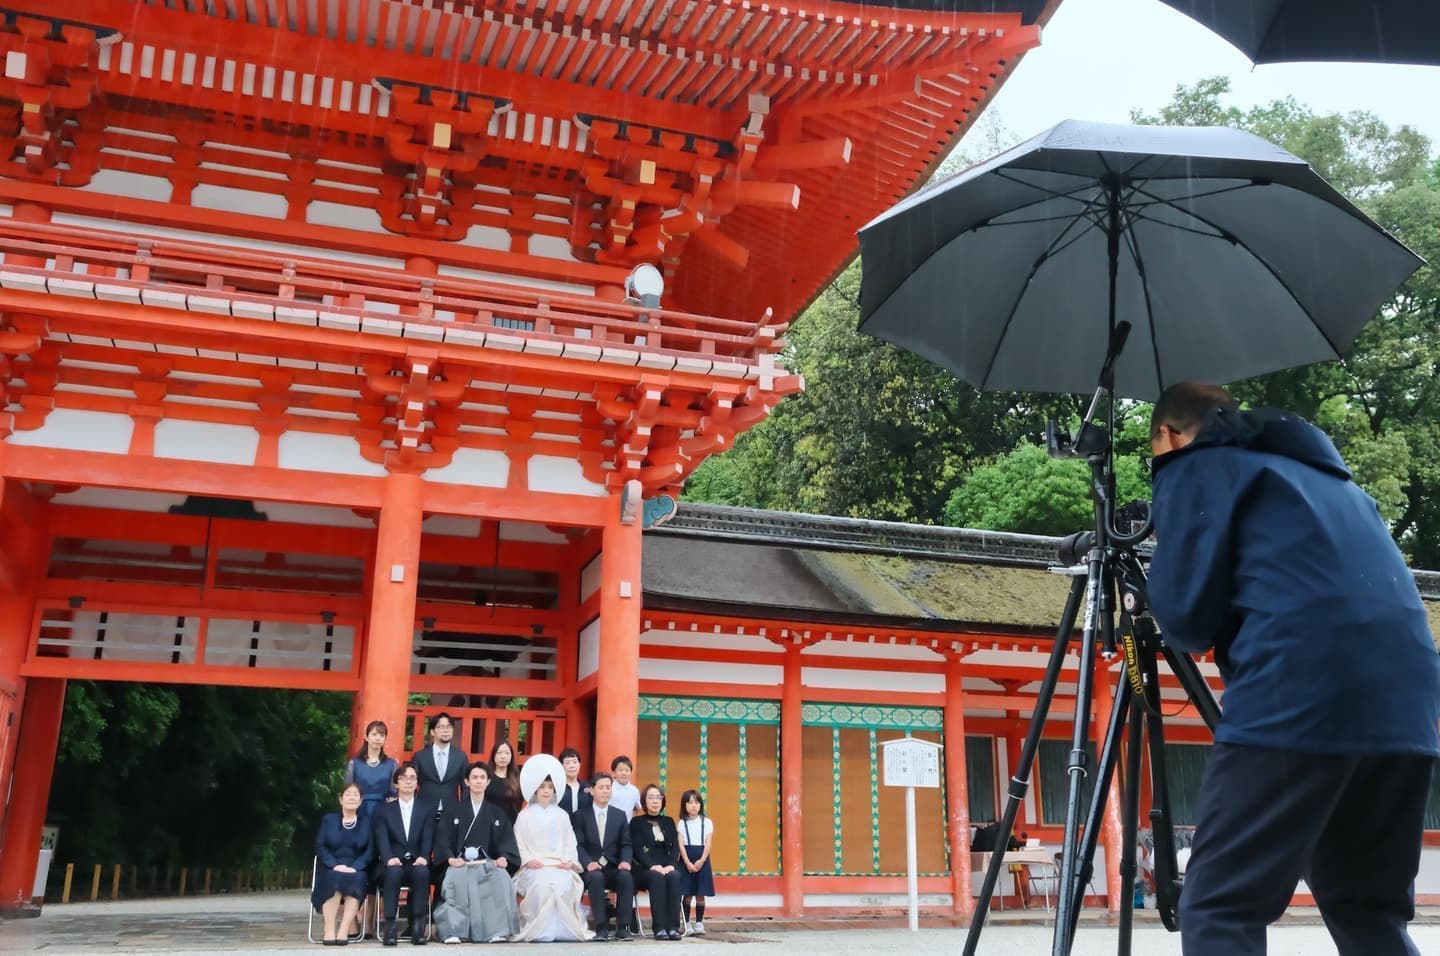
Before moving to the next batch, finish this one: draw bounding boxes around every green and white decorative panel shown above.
[641,695,780,725]
[737,724,749,872]
[697,722,709,802]
[801,702,943,731]
[657,721,669,792]
[831,727,844,874]
[868,729,881,873]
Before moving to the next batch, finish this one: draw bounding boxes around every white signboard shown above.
[882,736,941,789]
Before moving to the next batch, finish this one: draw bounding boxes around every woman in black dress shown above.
[486,740,523,821]
[312,783,371,944]
[630,784,684,940]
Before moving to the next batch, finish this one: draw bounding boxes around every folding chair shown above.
[306,858,367,943]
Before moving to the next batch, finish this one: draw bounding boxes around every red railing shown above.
[0,217,788,369]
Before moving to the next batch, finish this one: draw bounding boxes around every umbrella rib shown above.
[1119,218,1165,395]
[1131,184,1348,358]
[978,210,1101,389]
[1126,181,1260,209]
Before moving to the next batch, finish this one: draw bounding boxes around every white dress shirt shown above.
[398,797,414,841]
[433,744,451,779]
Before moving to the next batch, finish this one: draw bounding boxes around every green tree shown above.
[48,683,352,873]
[1134,78,1440,556]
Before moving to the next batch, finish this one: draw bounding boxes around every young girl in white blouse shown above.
[676,789,715,935]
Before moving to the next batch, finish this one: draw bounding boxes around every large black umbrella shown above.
[1157,0,1440,67]
[857,120,1424,400]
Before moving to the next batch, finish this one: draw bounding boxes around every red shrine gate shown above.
[0,0,1052,916]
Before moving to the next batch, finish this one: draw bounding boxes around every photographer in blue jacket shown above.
[1147,382,1440,956]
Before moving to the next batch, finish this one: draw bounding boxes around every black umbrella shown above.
[857,120,1424,400]
[1157,0,1440,67]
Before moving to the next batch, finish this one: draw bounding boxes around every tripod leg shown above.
[961,575,1086,956]
[1052,556,1110,956]
[1116,698,1145,956]
[1061,660,1131,953]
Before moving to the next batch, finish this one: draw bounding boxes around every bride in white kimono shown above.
[513,756,593,942]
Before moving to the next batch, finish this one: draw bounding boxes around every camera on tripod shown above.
[1057,499,1151,565]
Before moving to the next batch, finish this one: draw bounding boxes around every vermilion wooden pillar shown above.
[593,509,640,767]
[0,677,65,915]
[352,471,424,755]
[943,653,974,917]
[780,643,804,916]
[1091,662,1125,913]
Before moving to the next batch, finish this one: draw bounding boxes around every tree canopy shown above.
[690,78,1440,561]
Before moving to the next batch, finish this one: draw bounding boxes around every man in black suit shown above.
[374,763,438,947]
[572,771,634,941]
[411,712,469,812]
[556,747,590,817]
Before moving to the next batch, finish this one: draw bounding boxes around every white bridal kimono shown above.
[512,803,593,942]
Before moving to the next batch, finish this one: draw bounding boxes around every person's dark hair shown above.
[640,783,666,813]
[591,770,614,785]
[393,762,420,786]
[559,747,582,763]
[1150,382,1238,442]
[430,711,456,733]
[465,760,492,781]
[488,740,521,801]
[355,719,390,760]
[678,789,705,819]
[610,755,633,772]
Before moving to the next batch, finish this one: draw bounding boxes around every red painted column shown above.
[943,652,973,917]
[1091,661,1125,913]
[352,471,424,754]
[0,677,66,915]
[593,506,641,767]
[780,642,805,917]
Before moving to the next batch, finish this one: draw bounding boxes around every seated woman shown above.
[312,783,371,945]
[433,761,521,944]
[512,755,593,942]
[630,784,684,940]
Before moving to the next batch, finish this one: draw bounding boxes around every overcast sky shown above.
[959,0,1440,155]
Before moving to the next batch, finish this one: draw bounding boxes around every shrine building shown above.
[10,0,1423,925]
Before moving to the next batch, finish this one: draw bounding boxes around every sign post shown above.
[881,736,942,931]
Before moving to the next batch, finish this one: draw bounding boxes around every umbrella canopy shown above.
[1157,0,1440,67]
[857,120,1424,400]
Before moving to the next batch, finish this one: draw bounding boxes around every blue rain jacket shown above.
[1148,406,1440,756]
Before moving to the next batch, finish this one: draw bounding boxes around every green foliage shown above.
[943,439,1151,537]
[49,683,351,871]
[1136,77,1440,561]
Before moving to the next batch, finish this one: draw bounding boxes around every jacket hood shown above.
[1154,406,1352,481]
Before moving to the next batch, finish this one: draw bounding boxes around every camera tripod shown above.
[962,331,1221,956]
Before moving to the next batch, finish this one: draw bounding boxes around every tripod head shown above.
[1046,321,1154,550]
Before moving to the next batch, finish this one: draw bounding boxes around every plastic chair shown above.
[307,858,367,943]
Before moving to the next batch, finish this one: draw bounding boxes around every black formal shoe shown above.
[382,921,399,947]
[616,928,634,941]
[593,929,613,942]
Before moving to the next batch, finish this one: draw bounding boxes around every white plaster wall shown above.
[276,432,389,477]
[1416,846,1440,894]
[578,617,600,681]
[801,666,945,694]
[438,263,596,298]
[460,223,512,251]
[641,629,778,656]
[154,419,259,466]
[527,455,607,496]
[422,515,482,536]
[424,448,509,487]
[192,184,287,219]
[580,554,601,602]
[49,213,406,270]
[804,640,943,662]
[7,409,134,454]
[640,658,783,686]
[501,522,570,543]
[307,200,386,233]
[528,234,584,262]
[78,169,173,203]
